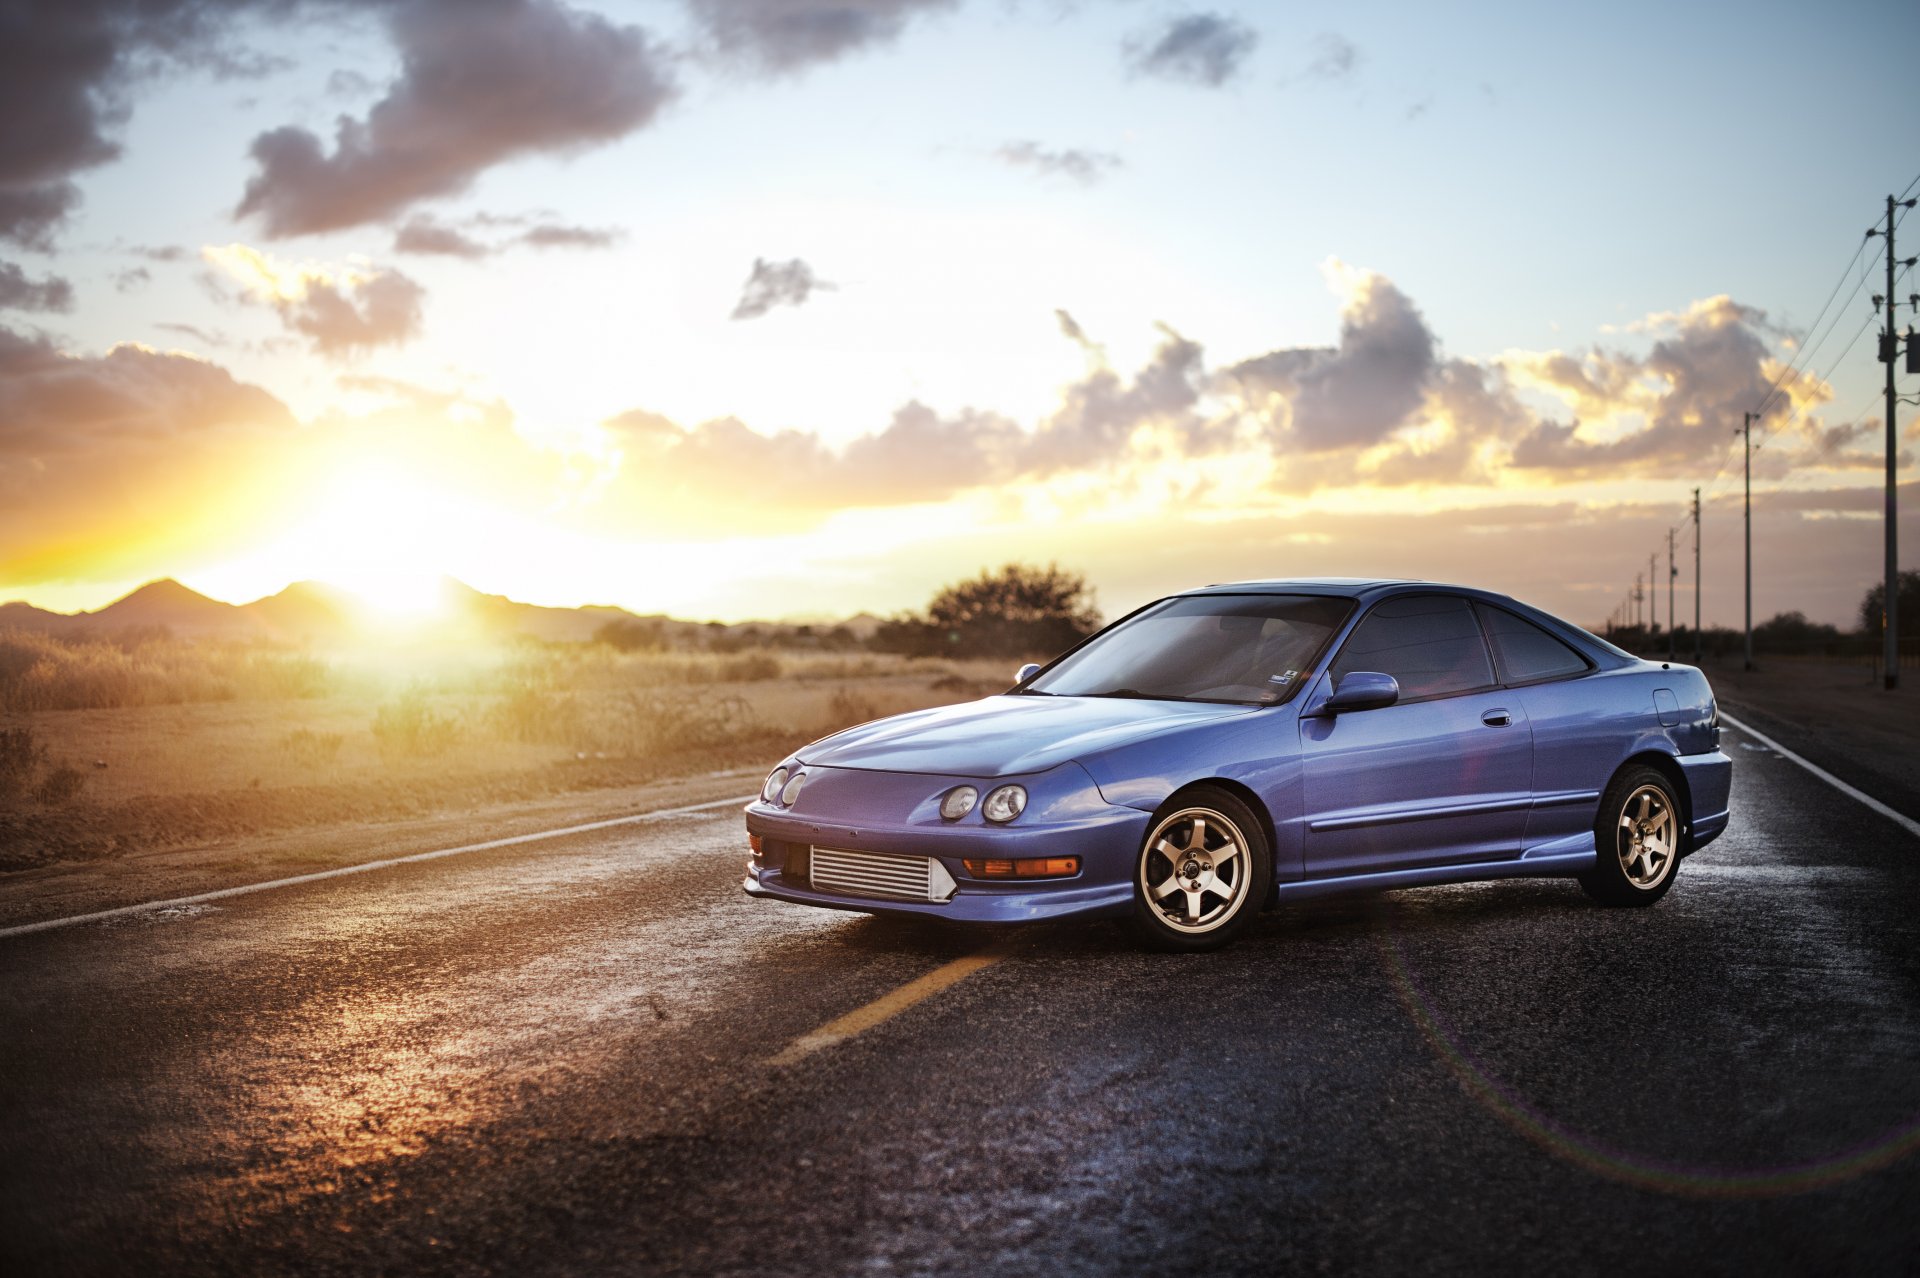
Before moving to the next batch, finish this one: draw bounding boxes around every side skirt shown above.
[1272,847,1597,905]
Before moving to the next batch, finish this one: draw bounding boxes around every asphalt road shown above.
[3,723,1918,1277]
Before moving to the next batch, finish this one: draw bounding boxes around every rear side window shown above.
[1330,595,1495,700]
[1477,605,1590,684]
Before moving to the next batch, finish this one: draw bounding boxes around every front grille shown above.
[811,847,951,902]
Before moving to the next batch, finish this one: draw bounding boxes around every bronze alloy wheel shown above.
[1132,786,1273,951]
[1581,765,1683,907]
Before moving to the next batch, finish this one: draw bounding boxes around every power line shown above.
[1749,236,1875,421]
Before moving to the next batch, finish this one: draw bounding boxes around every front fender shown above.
[1077,708,1306,879]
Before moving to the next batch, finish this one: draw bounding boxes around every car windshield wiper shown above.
[1080,687,1187,701]
[1010,687,1057,696]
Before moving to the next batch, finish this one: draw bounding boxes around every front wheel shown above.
[1130,787,1273,952]
[1580,765,1682,907]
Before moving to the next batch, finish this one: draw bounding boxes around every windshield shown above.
[1025,594,1354,705]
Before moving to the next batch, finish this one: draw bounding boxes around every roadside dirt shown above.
[0,768,761,930]
[1703,656,1920,820]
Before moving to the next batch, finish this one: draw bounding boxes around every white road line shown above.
[1719,711,1920,840]
[0,793,758,941]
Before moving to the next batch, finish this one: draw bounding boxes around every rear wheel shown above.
[1131,787,1272,951]
[1580,765,1681,906]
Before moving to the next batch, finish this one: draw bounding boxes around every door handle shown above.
[1481,708,1512,727]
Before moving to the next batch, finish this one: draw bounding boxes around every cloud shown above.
[1055,308,1096,351]
[994,141,1122,185]
[688,0,958,72]
[0,1,303,249]
[205,243,425,356]
[237,0,676,236]
[731,257,834,320]
[393,216,491,259]
[393,213,623,258]
[1506,296,1785,475]
[1226,261,1438,452]
[0,262,74,312]
[0,324,298,580]
[1027,324,1213,471]
[1300,32,1359,81]
[517,221,621,250]
[1126,13,1258,87]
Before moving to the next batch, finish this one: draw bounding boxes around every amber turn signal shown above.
[962,856,1080,879]
[749,833,763,857]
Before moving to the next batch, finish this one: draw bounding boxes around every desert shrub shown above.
[279,728,345,767]
[34,763,86,806]
[372,692,463,758]
[595,618,667,652]
[601,689,753,755]
[873,563,1100,659]
[826,689,880,727]
[714,652,781,683]
[489,685,587,743]
[0,726,48,801]
[0,630,332,711]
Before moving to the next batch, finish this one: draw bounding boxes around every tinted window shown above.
[1029,594,1352,704]
[1478,605,1589,683]
[1330,595,1494,700]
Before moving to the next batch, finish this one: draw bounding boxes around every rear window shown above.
[1477,604,1590,684]
[1330,595,1496,701]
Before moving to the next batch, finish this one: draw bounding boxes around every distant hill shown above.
[93,579,267,637]
[0,578,873,650]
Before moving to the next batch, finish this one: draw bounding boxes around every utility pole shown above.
[1634,573,1643,636]
[1650,552,1660,640]
[1667,526,1677,661]
[1691,488,1702,663]
[1742,410,1755,672]
[1868,193,1916,691]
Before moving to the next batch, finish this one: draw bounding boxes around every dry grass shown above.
[0,629,331,711]
[0,638,1019,872]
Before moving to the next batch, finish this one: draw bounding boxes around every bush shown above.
[714,652,781,682]
[372,692,463,758]
[0,726,48,802]
[595,618,667,652]
[873,563,1100,659]
[279,728,345,767]
[0,629,333,711]
[34,763,86,806]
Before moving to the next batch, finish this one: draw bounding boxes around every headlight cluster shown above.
[761,766,806,807]
[939,783,1026,823]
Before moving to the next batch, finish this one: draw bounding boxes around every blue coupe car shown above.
[743,579,1733,950]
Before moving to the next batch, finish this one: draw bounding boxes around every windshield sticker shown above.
[1269,670,1298,685]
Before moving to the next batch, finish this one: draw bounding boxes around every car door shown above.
[1472,602,1608,853]
[1300,594,1533,877]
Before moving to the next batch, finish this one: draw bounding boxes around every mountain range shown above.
[0,579,882,646]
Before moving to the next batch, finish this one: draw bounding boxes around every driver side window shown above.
[1330,595,1496,702]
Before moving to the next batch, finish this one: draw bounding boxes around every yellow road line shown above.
[766,937,1018,1067]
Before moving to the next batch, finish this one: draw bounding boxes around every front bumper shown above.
[742,762,1147,924]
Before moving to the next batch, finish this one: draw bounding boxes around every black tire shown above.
[1130,786,1273,952]
[1580,764,1682,907]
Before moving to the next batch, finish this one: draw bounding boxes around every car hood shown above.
[797,694,1258,777]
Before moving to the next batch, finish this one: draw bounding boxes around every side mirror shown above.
[1014,662,1043,685]
[1321,671,1399,715]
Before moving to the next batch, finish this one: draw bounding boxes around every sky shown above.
[1,0,1916,630]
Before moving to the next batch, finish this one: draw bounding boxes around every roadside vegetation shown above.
[0,559,1083,872]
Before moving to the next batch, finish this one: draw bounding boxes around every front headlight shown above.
[939,786,978,820]
[780,770,807,806]
[762,767,789,804]
[982,784,1027,823]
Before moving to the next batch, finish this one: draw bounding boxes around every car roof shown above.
[1184,577,1430,597]
[1176,578,1639,669]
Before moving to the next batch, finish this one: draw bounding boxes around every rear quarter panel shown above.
[1517,663,1719,850]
